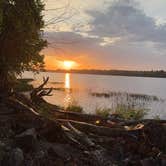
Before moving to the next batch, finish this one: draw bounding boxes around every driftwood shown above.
[120,119,166,126]
[64,122,95,147]
[52,110,107,122]
[57,119,131,137]
[49,109,123,128]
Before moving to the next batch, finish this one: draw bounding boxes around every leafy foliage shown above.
[0,0,47,91]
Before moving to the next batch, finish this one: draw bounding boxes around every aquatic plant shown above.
[90,91,160,102]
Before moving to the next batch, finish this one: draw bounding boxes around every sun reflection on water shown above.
[64,73,72,107]
[65,73,70,89]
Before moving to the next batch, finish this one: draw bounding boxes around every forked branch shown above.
[31,77,53,103]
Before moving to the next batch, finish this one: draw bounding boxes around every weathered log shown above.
[61,122,114,165]
[120,119,166,126]
[66,122,95,147]
[8,97,39,116]
[50,109,123,128]
[57,119,131,137]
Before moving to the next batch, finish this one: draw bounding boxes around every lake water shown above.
[22,71,166,119]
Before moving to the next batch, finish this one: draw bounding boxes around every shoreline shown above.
[43,70,166,79]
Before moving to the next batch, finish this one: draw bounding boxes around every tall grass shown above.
[114,104,147,120]
[65,101,83,113]
[95,107,111,118]
[95,105,147,120]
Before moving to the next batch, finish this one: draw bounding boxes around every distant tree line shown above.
[54,69,166,78]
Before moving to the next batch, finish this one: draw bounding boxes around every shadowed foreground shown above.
[0,91,166,166]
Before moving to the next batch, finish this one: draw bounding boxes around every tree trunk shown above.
[0,70,11,97]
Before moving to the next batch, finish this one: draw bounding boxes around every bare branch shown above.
[31,77,53,103]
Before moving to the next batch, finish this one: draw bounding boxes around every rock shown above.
[35,150,45,159]
[161,159,166,166]
[0,102,15,115]
[39,120,66,143]
[140,157,157,166]
[9,148,24,166]
[0,141,7,162]
[45,143,72,161]
[159,154,166,166]
[0,141,6,148]
[15,128,38,152]
[143,122,166,151]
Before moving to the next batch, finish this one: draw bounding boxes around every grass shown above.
[65,101,83,113]
[91,91,158,120]
[95,107,111,118]
[14,78,34,92]
[114,104,147,120]
[66,105,83,113]
[95,104,147,120]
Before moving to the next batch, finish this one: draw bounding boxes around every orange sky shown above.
[43,46,101,70]
[43,0,166,71]
[43,46,140,71]
[44,54,98,70]
[44,54,124,70]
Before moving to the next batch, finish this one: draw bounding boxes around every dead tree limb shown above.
[30,77,53,104]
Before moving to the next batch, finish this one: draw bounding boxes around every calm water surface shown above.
[22,71,166,119]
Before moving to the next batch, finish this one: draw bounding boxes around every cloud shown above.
[87,0,166,44]
[44,31,166,70]
[44,0,166,70]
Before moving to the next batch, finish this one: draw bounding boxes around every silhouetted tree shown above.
[0,0,47,94]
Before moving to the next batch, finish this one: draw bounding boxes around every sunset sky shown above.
[43,0,166,70]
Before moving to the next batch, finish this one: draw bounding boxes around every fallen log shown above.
[52,110,107,122]
[6,97,39,116]
[65,122,95,148]
[50,110,123,128]
[57,119,132,137]
[120,119,166,126]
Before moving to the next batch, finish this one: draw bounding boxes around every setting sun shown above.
[63,61,75,70]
